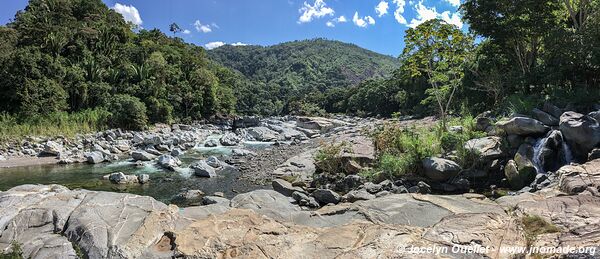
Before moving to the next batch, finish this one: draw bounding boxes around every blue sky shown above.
[0,0,463,56]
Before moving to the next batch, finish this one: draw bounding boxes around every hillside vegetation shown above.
[208,39,400,115]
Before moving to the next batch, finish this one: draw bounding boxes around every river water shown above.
[0,137,272,204]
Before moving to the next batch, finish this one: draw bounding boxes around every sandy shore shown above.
[0,156,59,169]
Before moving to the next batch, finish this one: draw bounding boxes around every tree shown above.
[169,23,182,36]
[401,19,474,129]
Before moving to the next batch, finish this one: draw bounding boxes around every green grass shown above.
[0,109,110,143]
[521,214,560,247]
[369,115,485,180]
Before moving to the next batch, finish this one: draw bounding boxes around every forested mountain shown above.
[0,0,239,130]
[208,39,400,115]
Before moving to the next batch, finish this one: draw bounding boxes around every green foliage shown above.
[106,95,148,130]
[377,153,417,179]
[0,0,237,132]
[0,241,23,259]
[0,109,109,143]
[288,101,326,116]
[314,142,347,175]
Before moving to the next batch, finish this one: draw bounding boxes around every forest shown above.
[0,0,599,136]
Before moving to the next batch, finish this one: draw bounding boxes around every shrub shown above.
[0,241,23,259]
[314,142,347,175]
[106,94,148,130]
[378,153,418,178]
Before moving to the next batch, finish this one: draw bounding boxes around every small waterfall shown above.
[561,140,573,165]
[532,135,549,174]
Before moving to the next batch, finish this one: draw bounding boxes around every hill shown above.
[208,39,400,115]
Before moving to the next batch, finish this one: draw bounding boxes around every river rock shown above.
[505,159,534,190]
[205,156,222,168]
[422,157,462,182]
[559,111,600,160]
[170,148,184,157]
[231,148,255,156]
[204,139,219,147]
[219,133,241,146]
[246,127,280,141]
[171,190,205,205]
[463,136,505,161]
[532,108,559,126]
[272,179,304,197]
[233,116,260,128]
[157,154,181,170]
[475,111,494,132]
[230,190,302,222]
[311,189,341,205]
[191,161,216,178]
[202,196,230,206]
[84,151,105,164]
[137,174,150,184]
[589,110,600,123]
[557,158,600,195]
[131,151,156,161]
[108,172,139,184]
[342,189,375,202]
[496,117,549,136]
[41,140,62,156]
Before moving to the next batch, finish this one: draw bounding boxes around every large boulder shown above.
[272,179,304,197]
[532,108,559,126]
[84,151,105,164]
[422,157,462,182]
[504,145,536,191]
[157,154,181,170]
[233,116,260,128]
[311,189,341,205]
[296,117,335,132]
[108,172,139,184]
[559,111,600,160]
[219,133,241,146]
[131,151,156,161]
[463,136,505,161]
[191,161,216,178]
[496,117,549,136]
[41,140,62,156]
[246,127,280,141]
[557,158,600,195]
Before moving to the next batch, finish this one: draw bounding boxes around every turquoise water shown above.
[0,138,271,204]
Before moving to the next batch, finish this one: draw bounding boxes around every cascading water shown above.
[532,135,549,174]
[532,130,573,174]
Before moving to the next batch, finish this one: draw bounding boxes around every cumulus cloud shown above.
[445,0,461,7]
[353,12,374,28]
[204,42,225,50]
[231,42,248,46]
[298,0,335,23]
[194,20,214,33]
[182,29,191,35]
[391,0,407,24]
[408,1,463,28]
[112,3,142,26]
[326,15,347,27]
[375,1,389,17]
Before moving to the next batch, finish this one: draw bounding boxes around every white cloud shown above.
[352,12,375,28]
[441,11,463,28]
[326,15,347,27]
[194,20,213,33]
[408,1,463,28]
[445,0,461,7]
[366,16,376,25]
[205,41,225,50]
[298,0,335,23]
[112,3,142,26]
[231,42,248,46]
[335,16,347,23]
[375,1,389,17]
[182,29,191,35]
[392,0,407,24]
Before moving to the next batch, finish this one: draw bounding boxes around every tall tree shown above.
[402,19,474,129]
